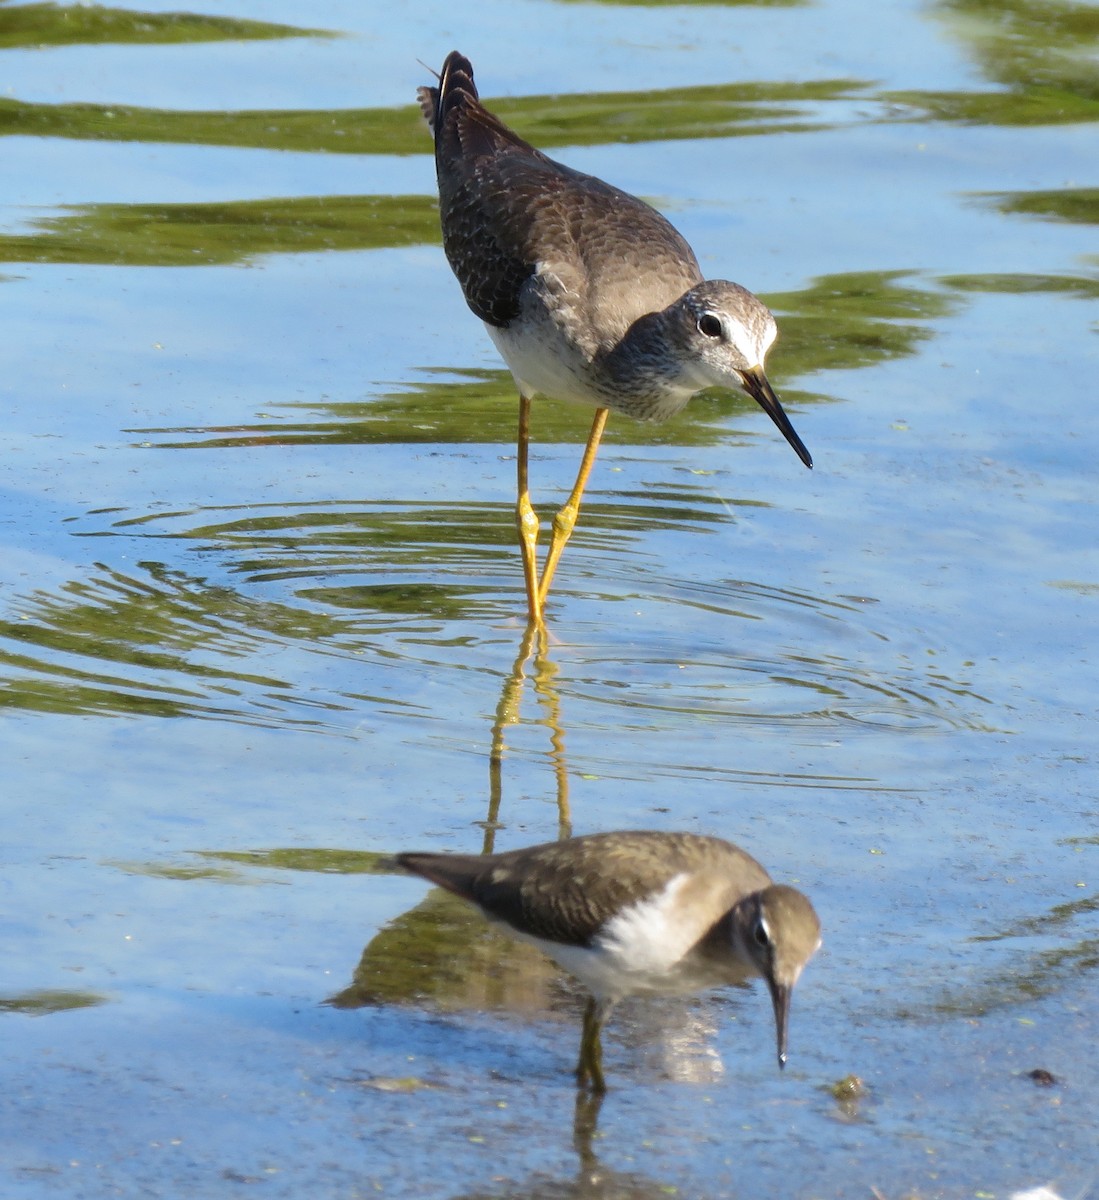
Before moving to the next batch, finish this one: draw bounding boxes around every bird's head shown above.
[733,883,822,1069]
[670,281,813,469]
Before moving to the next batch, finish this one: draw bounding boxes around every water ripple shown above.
[0,498,1001,751]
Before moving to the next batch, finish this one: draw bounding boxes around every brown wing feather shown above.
[422,52,702,331]
[398,832,770,949]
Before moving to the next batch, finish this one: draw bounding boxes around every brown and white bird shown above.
[397,830,821,1092]
[418,53,812,623]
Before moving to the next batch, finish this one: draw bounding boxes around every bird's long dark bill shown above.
[740,366,813,470]
[770,981,791,1070]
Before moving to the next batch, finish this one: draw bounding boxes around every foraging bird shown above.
[418,52,812,623]
[397,830,821,1092]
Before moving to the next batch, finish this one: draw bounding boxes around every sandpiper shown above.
[418,52,813,623]
[397,830,821,1092]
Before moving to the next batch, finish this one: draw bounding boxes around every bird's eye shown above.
[753,919,771,949]
[697,313,723,339]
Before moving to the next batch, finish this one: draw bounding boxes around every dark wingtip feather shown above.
[395,851,478,900]
[435,51,478,128]
[395,851,426,875]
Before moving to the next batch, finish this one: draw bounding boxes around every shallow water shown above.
[1,1,1097,1197]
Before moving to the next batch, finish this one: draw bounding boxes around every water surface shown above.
[1,1,1097,1196]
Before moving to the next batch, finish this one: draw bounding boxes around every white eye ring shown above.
[696,313,723,339]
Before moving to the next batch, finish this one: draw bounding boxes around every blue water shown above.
[1,1,1097,1196]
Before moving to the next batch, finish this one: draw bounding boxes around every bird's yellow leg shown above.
[516,393,543,624]
[538,407,610,606]
[576,996,608,1094]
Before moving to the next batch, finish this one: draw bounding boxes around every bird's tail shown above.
[417,51,477,137]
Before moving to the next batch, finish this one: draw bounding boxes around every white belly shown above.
[486,319,606,408]
[517,874,756,1003]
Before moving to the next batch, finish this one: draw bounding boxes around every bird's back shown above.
[397,831,771,950]
[419,52,703,344]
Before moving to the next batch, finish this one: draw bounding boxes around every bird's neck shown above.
[689,909,758,987]
[593,310,699,419]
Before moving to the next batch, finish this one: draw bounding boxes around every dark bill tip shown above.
[740,366,813,470]
[770,981,791,1071]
